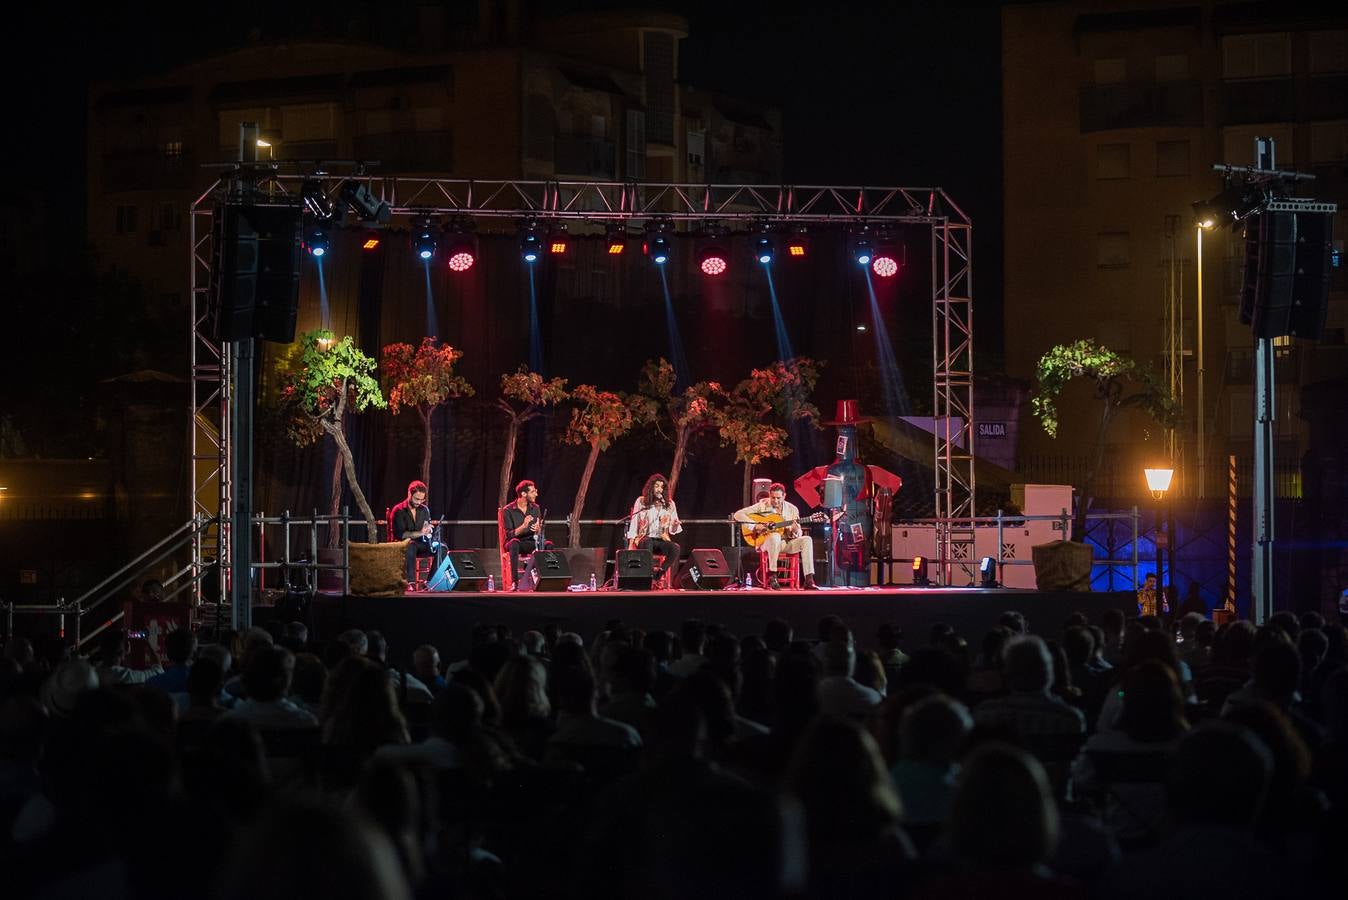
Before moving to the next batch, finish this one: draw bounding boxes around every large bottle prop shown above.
[826,426,872,586]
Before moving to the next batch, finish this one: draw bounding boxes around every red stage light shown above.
[700,253,728,276]
[607,242,625,255]
[787,242,807,257]
[362,237,380,250]
[550,240,568,254]
[872,256,898,277]
[447,251,475,272]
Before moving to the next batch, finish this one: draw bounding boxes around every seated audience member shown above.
[364,631,433,703]
[764,618,794,660]
[493,654,554,760]
[546,664,641,755]
[876,623,909,684]
[1099,608,1126,668]
[642,630,679,700]
[322,659,411,788]
[1098,722,1288,900]
[289,653,327,718]
[854,649,888,698]
[1222,701,1327,857]
[817,631,883,722]
[681,667,766,752]
[279,621,309,654]
[669,619,709,678]
[223,647,318,729]
[1296,628,1327,705]
[95,628,163,686]
[411,644,446,692]
[520,630,547,659]
[890,693,973,828]
[39,658,100,718]
[738,646,777,727]
[146,629,197,696]
[3,637,36,672]
[786,718,915,898]
[224,627,276,699]
[179,658,228,724]
[1223,638,1324,746]
[973,636,1086,738]
[925,742,1078,897]
[1063,625,1108,723]
[1096,630,1191,733]
[967,627,1011,695]
[598,645,659,742]
[377,682,517,780]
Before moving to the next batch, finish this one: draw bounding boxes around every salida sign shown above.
[977,422,1008,439]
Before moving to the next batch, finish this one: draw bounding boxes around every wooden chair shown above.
[757,550,802,589]
[387,507,432,591]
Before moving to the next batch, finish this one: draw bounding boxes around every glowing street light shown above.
[1144,466,1175,500]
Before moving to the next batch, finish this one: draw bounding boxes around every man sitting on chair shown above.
[734,482,820,590]
[626,473,683,584]
[503,479,553,589]
[391,480,444,587]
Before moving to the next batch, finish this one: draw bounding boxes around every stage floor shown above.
[297,586,1138,662]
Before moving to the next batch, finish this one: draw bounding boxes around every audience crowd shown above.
[0,595,1344,899]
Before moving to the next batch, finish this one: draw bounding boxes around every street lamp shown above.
[1144,466,1176,617]
[1195,220,1215,498]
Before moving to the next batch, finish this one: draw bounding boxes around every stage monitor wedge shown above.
[427,550,490,592]
[616,549,654,591]
[528,550,572,592]
[678,548,732,591]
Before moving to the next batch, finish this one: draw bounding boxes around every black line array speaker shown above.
[678,548,732,591]
[528,550,572,592]
[1239,211,1333,340]
[616,549,654,591]
[212,203,304,343]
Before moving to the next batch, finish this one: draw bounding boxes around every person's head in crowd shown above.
[681,619,708,657]
[216,801,411,900]
[243,646,296,702]
[740,646,777,718]
[764,618,793,653]
[557,631,585,648]
[1063,611,1088,630]
[1222,701,1311,806]
[451,667,501,726]
[979,627,1013,668]
[1123,628,1184,682]
[1168,721,1272,828]
[707,632,742,693]
[1296,629,1327,678]
[98,628,129,667]
[822,630,857,679]
[3,637,35,671]
[128,683,178,737]
[337,628,369,657]
[553,663,599,717]
[41,658,99,717]
[609,645,657,699]
[355,759,425,889]
[187,657,225,708]
[1194,619,1216,650]
[324,639,353,671]
[1267,610,1300,642]
[997,610,1028,635]
[542,622,561,651]
[1218,620,1258,667]
[165,628,197,667]
[291,653,327,707]
[950,742,1058,870]
[551,638,590,673]
[900,693,973,764]
[281,620,309,652]
[325,659,409,749]
[412,644,441,684]
[431,682,484,743]
[521,630,546,656]
[1044,639,1074,696]
[937,633,970,666]
[365,630,388,664]
[1002,635,1053,694]
[1250,639,1300,706]
[494,624,514,644]
[740,634,766,657]
[877,623,903,652]
[1101,607,1125,642]
[469,640,514,683]
[1061,626,1094,669]
[928,622,956,646]
[875,684,942,764]
[643,629,673,664]
[140,578,165,602]
[198,641,232,673]
[854,650,887,696]
[680,668,738,750]
[1178,612,1203,643]
[772,648,822,737]
[786,717,901,845]
[494,654,551,724]
[894,646,969,697]
[816,615,845,645]
[237,626,276,662]
[321,656,376,725]
[1137,614,1162,632]
[1117,660,1189,743]
[1298,610,1324,633]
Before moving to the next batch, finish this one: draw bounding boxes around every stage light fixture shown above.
[339,180,391,223]
[361,236,381,251]
[549,230,569,255]
[852,238,873,266]
[519,222,543,263]
[912,556,930,587]
[304,224,330,258]
[979,556,998,588]
[605,225,627,255]
[754,234,775,265]
[872,255,898,277]
[645,234,671,265]
[786,229,808,258]
[699,247,728,276]
[411,217,438,261]
[445,233,477,272]
[301,179,336,221]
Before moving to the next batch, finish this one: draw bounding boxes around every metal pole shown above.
[1196,225,1207,498]
[1132,505,1139,589]
[229,121,258,633]
[1227,455,1239,615]
[1252,336,1275,624]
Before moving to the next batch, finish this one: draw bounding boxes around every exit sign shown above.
[977,422,1008,439]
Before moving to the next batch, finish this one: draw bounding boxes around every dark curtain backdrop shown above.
[254,227,929,544]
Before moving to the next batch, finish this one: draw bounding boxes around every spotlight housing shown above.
[644,219,674,265]
[852,237,873,266]
[786,229,808,258]
[548,227,569,255]
[753,234,775,265]
[872,255,898,277]
[912,556,930,587]
[301,179,336,221]
[519,221,543,263]
[304,224,330,258]
[411,217,438,261]
[445,232,478,272]
[979,556,998,588]
[699,247,728,276]
[339,180,391,224]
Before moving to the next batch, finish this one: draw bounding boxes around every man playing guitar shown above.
[734,482,821,590]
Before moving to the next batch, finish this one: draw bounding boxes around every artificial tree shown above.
[381,337,474,486]
[562,384,637,548]
[717,358,822,504]
[496,367,569,507]
[632,357,724,500]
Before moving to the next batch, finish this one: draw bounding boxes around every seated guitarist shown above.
[734,482,820,590]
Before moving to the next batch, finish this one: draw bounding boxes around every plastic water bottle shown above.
[745,571,753,589]
[589,572,598,591]
[486,575,495,593]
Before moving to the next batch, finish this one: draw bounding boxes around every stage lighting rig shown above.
[605,224,628,255]
[785,228,809,259]
[411,216,438,261]
[979,556,999,588]
[301,179,337,221]
[753,232,775,265]
[304,223,330,258]
[548,226,569,255]
[644,218,674,265]
[912,556,930,587]
[519,221,543,263]
[699,246,728,276]
[444,226,477,272]
[339,180,391,224]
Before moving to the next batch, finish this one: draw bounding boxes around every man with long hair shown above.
[626,474,683,584]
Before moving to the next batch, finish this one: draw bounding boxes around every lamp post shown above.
[1145,466,1175,618]
[1195,220,1214,498]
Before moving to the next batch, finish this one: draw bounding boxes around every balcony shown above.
[1219,78,1295,125]
[1079,81,1202,132]
[351,131,453,172]
[554,135,615,179]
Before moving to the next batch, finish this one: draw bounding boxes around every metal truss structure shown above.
[189,176,975,597]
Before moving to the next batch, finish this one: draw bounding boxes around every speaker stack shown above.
[1240,210,1333,340]
[211,203,304,343]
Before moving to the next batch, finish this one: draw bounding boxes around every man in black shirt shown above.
[502,479,553,589]
[390,480,444,588]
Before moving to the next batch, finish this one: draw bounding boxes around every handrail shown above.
[73,515,214,621]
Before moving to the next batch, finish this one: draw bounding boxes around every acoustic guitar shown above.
[740,511,826,549]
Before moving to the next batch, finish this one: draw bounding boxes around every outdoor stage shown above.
[297,587,1139,661]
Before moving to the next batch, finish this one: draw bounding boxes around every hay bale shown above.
[1031,540,1093,591]
[348,540,409,596]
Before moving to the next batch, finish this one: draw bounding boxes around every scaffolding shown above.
[189,176,977,597]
